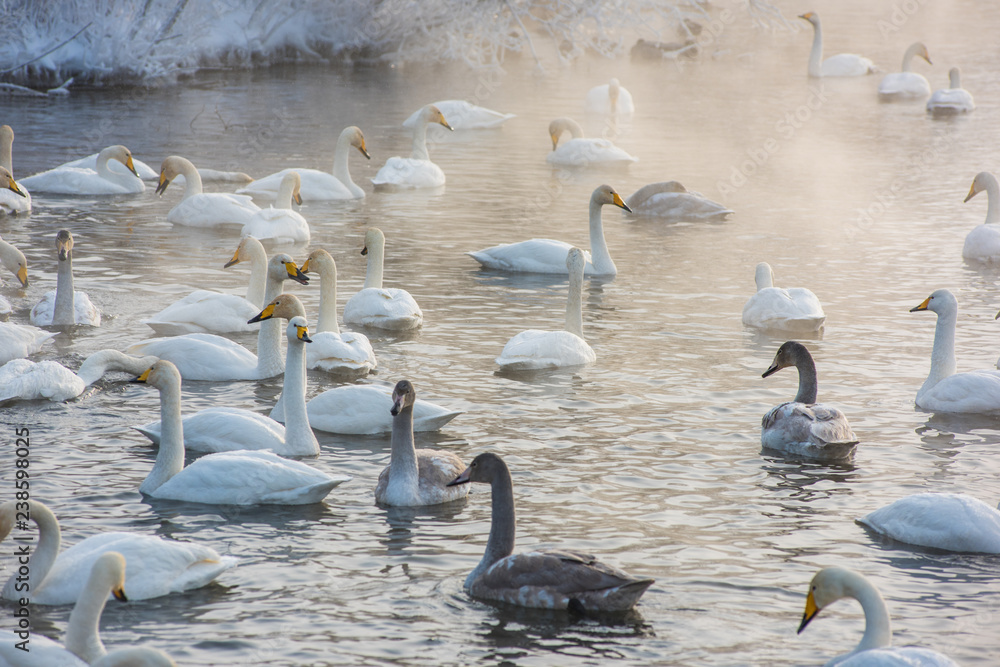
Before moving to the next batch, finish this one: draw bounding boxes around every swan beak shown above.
[390,391,405,416]
[155,173,171,196]
[995,309,1000,321]
[56,239,71,262]
[112,586,128,602]
[131,368,153,383]
[125,155,139,178]
[761,360,781,378]
[447,466,472,487]
[797,590,820,634]
[285,261,309,285]
[798,12,813,20]
[964,182,979,203]
[910,297,931,312]
[4,178,25,197]
[361,245,368,256]
[248,303,276,323]
[438,116,454,132]
[293,191,303,206]
[296,324,312,343]
[357,140,371,160]
[16,265,27,287]
[300,258,311,273]
[224,246,241,268]
[612,192,632,213]
[550,133,560,151]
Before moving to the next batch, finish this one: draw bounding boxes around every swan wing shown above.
[20,166,144,194]
[497,330,595,370]
[404,100,514,129]
[467,239,590,274]
[547,138,637,167]
[166,193,259,227]
[821,54,875,77]
[0,359,85,402]
[136,406,286,453]
[859,493,1000,553]
[917,370,1000,413]
[126,334,259,381]
[144,290,261,335]
[240,208,311,244]
[306,331,377,373]
[761,402,857,460]
[372,157,445,188]
[0,322,55,363]
[238,168,353,201]
[742,287,825,331]
[307,386,459,434]
[343,287,423,330]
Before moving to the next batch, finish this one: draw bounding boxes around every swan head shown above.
[287,315,312,344]
[90,551,129,602]
[103,145,140,178]
[344,126,371,159]
[964,172,996,203]
[753,262,774,290]
[268,253,309,286]
[548,118,584,149]
[423,105,454,132]
[566,246,586,275]
[132,359,182,390]
[224,235,266,269]
[592,184,632,213]
[390,379,416,416]
[156,156,194,195]
[910,288,956,315]
[797,567,875,635]
[762,341,810,378]
[798,11,819,26]
[0,166,26,199]
[248,293,307,323]
[948,67,962,89]
[0,236,28,287]
[909,42,932,66]
[55,229,74,262]
[301,248,335,278]
[447,451,504,487]
[361,227,385,257]
[282,171,303,206]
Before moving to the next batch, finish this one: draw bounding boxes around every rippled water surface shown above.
[2,2,1000,665]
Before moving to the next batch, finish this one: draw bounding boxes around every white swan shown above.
[30,229,101,326]
[240,171,310,244]
[127,253,309,381]
[447,452,655,611]
[63,152,250,185]
[546,118,637,167]
[156,156,259,227]
[132,358,348,505]
[799,12,876,78]
[238,126,369,200]
[798,567,960,666]
[878,42,932,100]
[496,247,596,371]
[468,184,630,276]
[374,380,468,506]
[300,248,376,374]
[0,551,127,666]
[760,341,858,460]
[306,384,461,435]
[143,235,268,335]
[858,493,1000,553]
[742,262,825,331]
[910,288,1000,413]
[403,100,514,129]
[20,144,144,194]
[624,181,733,221]
[927,67,975,115]
[0,322,55,363]
[137,296,319,456]
[0,500,236,605]
[961,171,1000,262]
[585,78,635,118]
[0,234,28,315]
[0,349,156,403]
[0,126,31,214]
[343,228,423,330]
[372,104,452,189]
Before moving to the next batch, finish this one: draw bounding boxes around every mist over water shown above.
[1,0,999,664]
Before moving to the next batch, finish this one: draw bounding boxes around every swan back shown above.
[859,492,1000,553]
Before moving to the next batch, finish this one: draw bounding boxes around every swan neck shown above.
[0,134,11,173]
[244,244,268,307]
[63,569,112,662]
[410,118,431,161]
[794,354,819,404]
[922,306,957,394]
[256,272,287,377]
[76,350,147,386]
[588,198,615,275]
[1,502,60,599]
[140,373,185,494]
[807,22,823,77]
[282,336,317,454]
[565,262,585,338]
[365,242,385,290]
[275,178,295,210]
[984,178,1000,225]
[901,43,919,72]
[480,466,517,578]
[52,252,76,325]
[317,267,340,334]
[949,69,961,89]
[388,405,419,498]
[333,133,357,191]
[847,573,893,652]
[180,161,203,199]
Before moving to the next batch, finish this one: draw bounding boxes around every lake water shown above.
[1,2,999,665]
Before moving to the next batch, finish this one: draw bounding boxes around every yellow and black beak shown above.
[910,296,931,312]
[439,118,454,132]
[112,586,128,602]
[797,590,820,634]
[131,367,153,383]
[5,178,25,198]
[300,258,312,274]
[224,245,241,268]
[155,172,171,196]
[16,265,27,288]
[612,192,632,213]
[550,132,560,151]
[293,191,303,206]
[964,182,978,203]
[357,140,371,160]
[125,155,140,178]
[798,12,813,20]
[248,303,276,324]
[296,324,312,343]
[285,261,309,285]
[361,245,368,257]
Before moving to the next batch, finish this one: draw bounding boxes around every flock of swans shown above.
[0,17,995,662]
